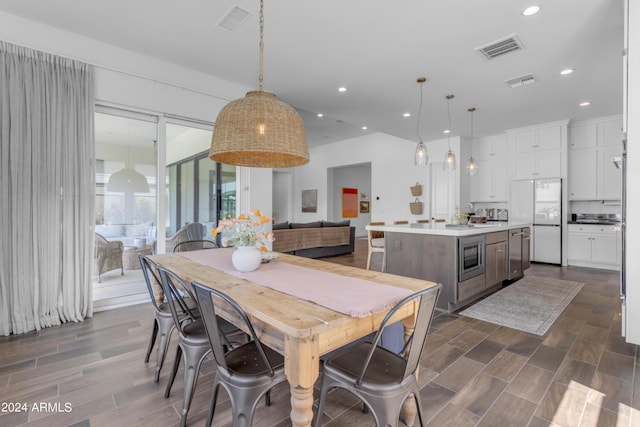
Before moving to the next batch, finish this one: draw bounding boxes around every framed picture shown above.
[342,187,358,218]
[301,189,317,213]
[360,201,370,213]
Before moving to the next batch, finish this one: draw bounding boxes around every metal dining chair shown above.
[173,239,218,252]
[313,284,443,427]
[139,254,191,383]
[156,266,210,427]
[192,281,287,427]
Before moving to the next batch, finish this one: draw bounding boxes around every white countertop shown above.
[366,221,532,237]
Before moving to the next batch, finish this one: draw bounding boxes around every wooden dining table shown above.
[149,250,439,427]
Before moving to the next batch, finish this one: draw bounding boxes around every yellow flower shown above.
[259,215,270,224]
[211,228,218,237]
[259,245,268,252]
[238,213,247,220]
[252,209,262,217]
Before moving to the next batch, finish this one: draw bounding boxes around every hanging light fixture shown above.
[442,94,456,171]
[414,77,428,165]
[209,0,309,168]
[466,107,478,176]
[107,167,149,193]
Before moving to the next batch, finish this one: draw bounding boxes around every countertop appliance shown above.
[510,178,562,264]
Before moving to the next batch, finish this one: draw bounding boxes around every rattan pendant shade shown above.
[210,90,308,168]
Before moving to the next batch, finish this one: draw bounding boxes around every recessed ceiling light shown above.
[403,113,411,118]
[522,6,540,16]
[444,129,451,134]
[316,113,324,118]
[560,68,574,75]
[338,87,347,92]
[580,101,591,107]
[361,126,368,130]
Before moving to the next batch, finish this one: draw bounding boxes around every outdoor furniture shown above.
[94,232,123,282]
[123,245,152,269]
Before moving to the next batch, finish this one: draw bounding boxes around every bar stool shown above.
[367,222,386,271]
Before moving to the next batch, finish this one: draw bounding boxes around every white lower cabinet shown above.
[567,224,620,270]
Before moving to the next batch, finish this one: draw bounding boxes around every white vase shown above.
[231,246,262,272]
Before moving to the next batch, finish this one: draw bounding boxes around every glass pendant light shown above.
[466,107,478,176]
[414,77,428,165]
[442,94,456,171]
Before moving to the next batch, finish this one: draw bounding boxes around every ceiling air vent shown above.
[505,74,536,88]
[217,5,251,31]
[475,34,524,60]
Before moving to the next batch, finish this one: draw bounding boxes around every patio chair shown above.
[94,232,123,282]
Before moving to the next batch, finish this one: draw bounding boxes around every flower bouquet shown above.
[212,210,275,272]
[212,209,275,250]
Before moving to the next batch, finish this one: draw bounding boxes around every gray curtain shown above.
[0,42,95,335]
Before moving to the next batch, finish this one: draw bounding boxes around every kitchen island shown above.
[366,221,531,312]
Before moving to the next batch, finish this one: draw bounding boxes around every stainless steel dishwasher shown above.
[509,228,524,280]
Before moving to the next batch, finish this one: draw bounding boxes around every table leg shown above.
[285,335,320,427]
[402,318,418,426]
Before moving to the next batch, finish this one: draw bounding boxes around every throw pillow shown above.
[289,221,322,229]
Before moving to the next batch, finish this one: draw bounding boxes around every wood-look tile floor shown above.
[1,238,638,427]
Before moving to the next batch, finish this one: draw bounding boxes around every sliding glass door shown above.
[165,123,236,241]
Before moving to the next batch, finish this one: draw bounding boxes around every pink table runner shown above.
[177,249,413,318]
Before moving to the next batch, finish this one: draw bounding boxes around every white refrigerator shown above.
[510,178,562,264]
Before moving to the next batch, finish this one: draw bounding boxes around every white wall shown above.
[292,132,461,226]
[272,171,293,224]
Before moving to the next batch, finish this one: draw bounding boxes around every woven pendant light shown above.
[210,0,309,168]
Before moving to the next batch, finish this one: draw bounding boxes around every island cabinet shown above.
[485,231,508,287]
[375,221,531,312]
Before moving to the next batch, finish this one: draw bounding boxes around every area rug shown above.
[459,276,584,336]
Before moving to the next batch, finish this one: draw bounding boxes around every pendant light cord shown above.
[469,107,475,156]
[446,95,453,150]
[416,80,425,142]
[258,0,264,90]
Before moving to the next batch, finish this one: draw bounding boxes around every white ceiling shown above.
[0,0,625,148]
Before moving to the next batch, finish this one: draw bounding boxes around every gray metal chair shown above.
[313,284,442,427]
[139,254,180,383]
[157,266,212,427]
[192,281,287,427]
[173,239,218,252]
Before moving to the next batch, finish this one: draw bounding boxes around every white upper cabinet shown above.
[508,121,567,180]
[568,116,623,200]
[469,135,508,202]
